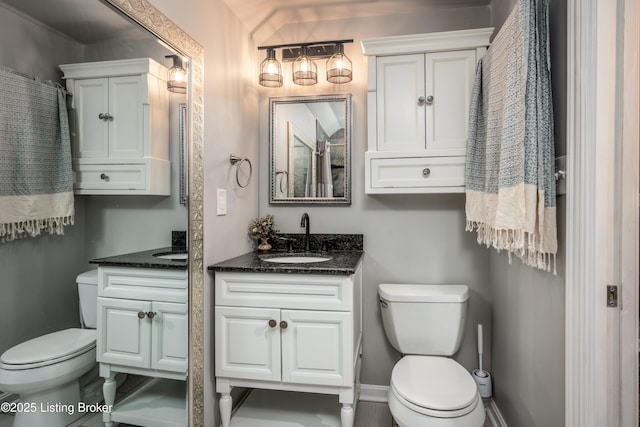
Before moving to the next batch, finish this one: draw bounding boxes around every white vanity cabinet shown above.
[362,28,493,194]
[214,264,363,427]
[97,266,188,427]
[60,58,170,196]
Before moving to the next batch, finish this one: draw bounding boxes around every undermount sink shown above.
[153,252,188,261]
[262,254,332,264]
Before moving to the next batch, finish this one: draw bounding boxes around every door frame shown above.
[566,0,639,425]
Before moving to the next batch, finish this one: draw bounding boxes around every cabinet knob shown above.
[268,319,277,328]
[422,168,431,178]
[98,113,113,121]
[100,173,109,181]
[417,96,426,106]
[147,311,157,320]
[426,95,434,104]
[279,320,288,330]
[137,311,146,319]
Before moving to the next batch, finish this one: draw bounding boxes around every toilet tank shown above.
[77,270,98,328]
[378,284,469,356]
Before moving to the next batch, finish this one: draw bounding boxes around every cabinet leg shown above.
[341,403,354,427]
[219,393,232,427]
[103,373,117,427]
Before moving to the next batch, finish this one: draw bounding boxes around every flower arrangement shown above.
[248,214,278,243]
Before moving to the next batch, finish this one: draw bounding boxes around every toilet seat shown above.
[390,355,479,418]
[0,328,96,370]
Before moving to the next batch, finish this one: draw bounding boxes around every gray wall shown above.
[257,8,494,386]
[0,4,87,356]
[488,0,567,426]
[0,2,188,358]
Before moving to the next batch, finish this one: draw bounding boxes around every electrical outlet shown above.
[217,189,227,215]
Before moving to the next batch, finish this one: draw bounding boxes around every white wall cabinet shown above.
[214,265,363,427]
[97,266,188,427]
[60,58,170,195]
[362,28,493,194]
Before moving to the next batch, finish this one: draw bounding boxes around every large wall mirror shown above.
[0,0,205,425]
[270,94,352,204]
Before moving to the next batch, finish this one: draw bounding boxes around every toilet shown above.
[378,283,485,427]
[0,270,99,427]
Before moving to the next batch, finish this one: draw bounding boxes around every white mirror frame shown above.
[103,1,205,425]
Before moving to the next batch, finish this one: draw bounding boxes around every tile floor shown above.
[0,390,495,427]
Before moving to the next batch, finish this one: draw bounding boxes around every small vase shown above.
[258,238,272,252]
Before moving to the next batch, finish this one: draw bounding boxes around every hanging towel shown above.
[0,67,74,242]
[316,139,333,198]
[464,0,557,272]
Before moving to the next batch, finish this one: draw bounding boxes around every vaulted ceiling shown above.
[221,0,491,43]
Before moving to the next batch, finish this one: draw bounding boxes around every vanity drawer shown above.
[368,155,465,192]
[99,267,188,303]
[215,272,353,311]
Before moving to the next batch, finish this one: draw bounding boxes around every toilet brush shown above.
[472,324,492,398]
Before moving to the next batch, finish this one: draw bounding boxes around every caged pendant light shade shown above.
[259,48,283,87]
[166,55,187,94]
[292,46,318,86]
[326,43,352,84]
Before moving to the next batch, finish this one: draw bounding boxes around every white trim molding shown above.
[566,0,639,425]
[359,384,390,403]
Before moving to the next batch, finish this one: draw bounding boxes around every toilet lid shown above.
[390,356,478,411]
[0,328,96,367]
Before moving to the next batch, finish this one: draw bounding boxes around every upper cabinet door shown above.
[376,54,426,151]
[108,75,144,158]
[425,50,476,156]
[75,78,109,159]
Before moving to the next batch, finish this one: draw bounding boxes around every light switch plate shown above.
[217,189,227,215]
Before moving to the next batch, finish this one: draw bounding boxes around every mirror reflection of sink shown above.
[153,252,188,261]
[262,254,332,264]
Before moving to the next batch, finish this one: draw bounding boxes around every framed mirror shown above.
[270,94,351,204]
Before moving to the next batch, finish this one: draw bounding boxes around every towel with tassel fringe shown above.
[464,0,557,273]
[0,67,74,242]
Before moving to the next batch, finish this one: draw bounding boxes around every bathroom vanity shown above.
[209,237,363,427]
[91,247,188,427]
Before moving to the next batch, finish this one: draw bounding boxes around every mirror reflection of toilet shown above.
[0,270,99,427]
[378,283,485,427]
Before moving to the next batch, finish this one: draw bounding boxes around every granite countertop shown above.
[208,250,364,275]
[90,247,188,270]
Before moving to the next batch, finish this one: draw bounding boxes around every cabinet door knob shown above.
[279,320,288,329]
[426,95,434,104]
[100,173,109,180]
[98,113,113,121]
[137,311,146,319]
[268,319,277,328]
[422,168,431,178]
[147,311,157,320]
[417,96,426,106]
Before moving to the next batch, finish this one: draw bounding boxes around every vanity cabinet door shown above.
[215,306,281,382]
[97,297,152,368]
[281,310,353,387]
[151,301,188,373]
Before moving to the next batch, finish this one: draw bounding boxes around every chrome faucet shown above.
[300,213,310,252]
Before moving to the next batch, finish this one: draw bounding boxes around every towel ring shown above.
[229,154,252,188]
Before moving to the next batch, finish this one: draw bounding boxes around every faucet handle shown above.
[321,239,336,253]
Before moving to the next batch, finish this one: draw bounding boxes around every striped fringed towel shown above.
[0,67,74,242]
[464,0,557,273]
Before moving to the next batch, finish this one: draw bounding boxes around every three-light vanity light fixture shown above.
[258,39,353,87]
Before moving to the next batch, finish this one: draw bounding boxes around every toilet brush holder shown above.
[472,369,492,399]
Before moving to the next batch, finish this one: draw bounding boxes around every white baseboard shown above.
[486,399,508,427]
[359,384,389,402]
[358,384,508,427]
